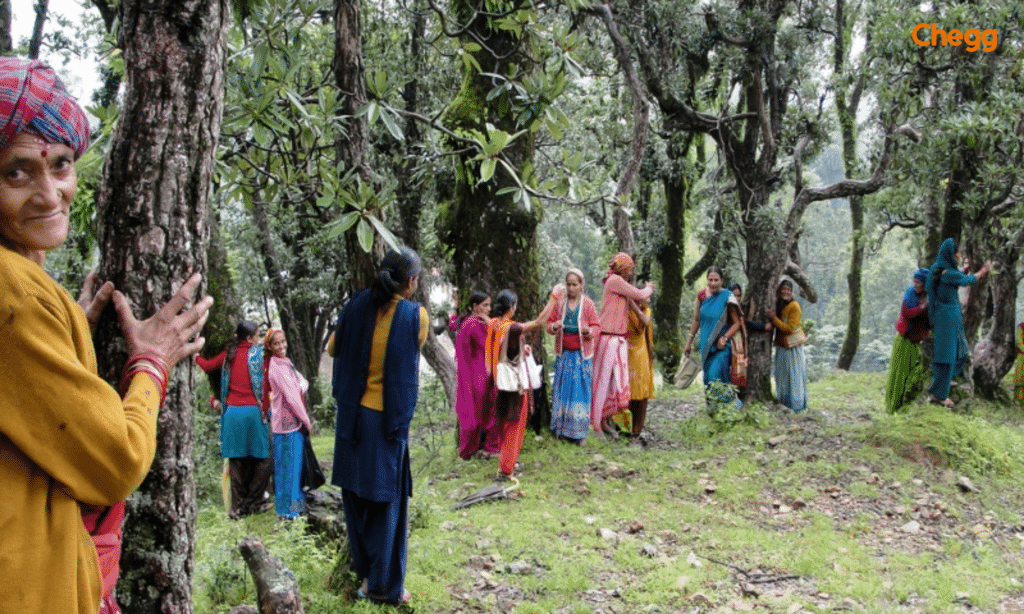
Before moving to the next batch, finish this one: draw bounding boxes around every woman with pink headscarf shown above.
[546,268,601,444]
[264,328,313,519]
[591,253,655,437]
[0,58,212,614]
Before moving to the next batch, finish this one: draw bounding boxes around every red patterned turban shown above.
[0,58,90,159]
[607,252,635,279]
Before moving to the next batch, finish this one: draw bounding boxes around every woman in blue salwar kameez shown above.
[926,238,991,407]
[331,247,428,605]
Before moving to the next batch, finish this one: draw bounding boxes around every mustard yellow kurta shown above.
[359,295,429,411]
[627,306,654,400]
[0,245,161,614]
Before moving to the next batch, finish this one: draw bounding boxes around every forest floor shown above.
[194,371,1024,614]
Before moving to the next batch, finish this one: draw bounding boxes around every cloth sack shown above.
[525,353,543,390]
[300,432,326,493]
[673,354,700,389]
[730,351,748,388]
[782,327,808,349]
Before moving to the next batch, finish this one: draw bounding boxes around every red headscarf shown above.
[0,58,90,159]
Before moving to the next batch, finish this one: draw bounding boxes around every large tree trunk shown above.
[390,6,457,404]
[28,0,48,58]
[93,0,230,611]
[836,194,864,370]
[970,242,1019,397]
[0,0,12,53]
[654,129,698,375]
[333,0,380,292]
[438,0,545,338]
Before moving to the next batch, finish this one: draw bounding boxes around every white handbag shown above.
[495,359,526,392]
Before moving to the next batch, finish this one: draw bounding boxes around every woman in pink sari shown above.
[591,253,655,437]
[455,291,495,459]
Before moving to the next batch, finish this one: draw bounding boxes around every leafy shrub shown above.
[703,381,766,432]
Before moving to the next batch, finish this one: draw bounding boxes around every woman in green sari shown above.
[884,268,930,413]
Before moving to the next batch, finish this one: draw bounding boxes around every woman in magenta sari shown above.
[455,291,495,459]
[591,253,655,437]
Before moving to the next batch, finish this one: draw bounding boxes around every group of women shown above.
[885,237,994,412]
[454,252,656,468]
[685,267,808,412]
[197,322,313,521]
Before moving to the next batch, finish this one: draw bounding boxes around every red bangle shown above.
[129,353,169,383]
[120,353,170,405]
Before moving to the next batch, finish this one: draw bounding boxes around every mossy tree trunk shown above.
[93,0,230,611]
[654,130,700,375]
[437,0,545,328]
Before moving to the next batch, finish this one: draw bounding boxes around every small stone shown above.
[704,482,718,494]
[508,560,533,575]
[778,505,792,514]
[740,582,762,598]
[628,520,644,534]
[598,528,619,543]
[686,551,703,567]
[971,524,991,539]
[956,476,979,493]
[894,505,908,515]
[767,435,788,447]
[792,499,808,510]
[901,520,922,534]
[640,544,659,558]
[440,521,456,531]
[690,592,713,606]
[692,459,708,470]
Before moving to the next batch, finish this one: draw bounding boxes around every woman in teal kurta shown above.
[926,238,991,407]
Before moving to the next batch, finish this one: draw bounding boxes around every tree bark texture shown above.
[238,537,305,614]
[438,0,546,346]
[390,8,457,406]
[0,0,12,53]
[654,130,698,375]
[93,0,230,611]
[29,0,48,58]
[334,0,379,292]
[969,235,1020,397]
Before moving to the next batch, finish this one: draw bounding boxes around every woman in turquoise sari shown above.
[926,238,990,407]
[684,267,743,404]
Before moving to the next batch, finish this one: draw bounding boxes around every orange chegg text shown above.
[912,24,998,52]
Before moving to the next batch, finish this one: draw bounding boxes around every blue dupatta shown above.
[220,344,265,403]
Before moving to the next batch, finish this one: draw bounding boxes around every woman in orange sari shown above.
[486,289,556,479]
